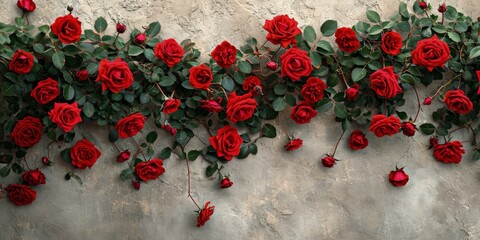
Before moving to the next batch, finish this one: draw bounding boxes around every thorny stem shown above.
[185,155,201,210]
[131,137,147,161]
[466,124,478,149]
[332,55,349,88]
[432,74,462,98]
[332,130,346,157]
[154,82,169,98]
[413,85,421,122]
[112,142,121,153]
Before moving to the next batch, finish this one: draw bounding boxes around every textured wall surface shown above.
[1,0,480,239]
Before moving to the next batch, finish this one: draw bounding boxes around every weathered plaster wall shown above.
[1,0,480,239]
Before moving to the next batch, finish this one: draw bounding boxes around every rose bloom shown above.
[242,76,262,93]
[411,35,450,71]
[30,78,59,104]
[10,116,43,148]
[209,125,243,161]
[9,50,34,74]
[335,27,360,54]
[200,99,222,113]
[345,84,360,101]
[17,0,36,12]
[22,169,46,186]
[389,168,409,187]
[290,101,318,124]
[284,138,303,151]
[196,201,215,227]
[370,66,402,99]
[135,158,165,182]
[51,14,82,44]
[189,64,213,90]
[300,77,326,103]
[154,38,185,68]
[280,47,313,81]
[220,177,233,188]
[70,139,102,169]
[433,141,465,164]
[226,92,257,123]
[263,15,302,48]
[163,98,181,114]
[117,150,131,162]
[322,156,336,168]
[369,114,401,137]
[135,33,146,44]
[96,58,134,93]
[211,41,237,69]
[116,22,126,33]
[48,102,82,132]
[381,31,403,56]
[348,130,368,150]
[444,90,473,115]
[76,70,89,81]
[115,113,147,138]
[4,184,36,206]
[401,122,416,137]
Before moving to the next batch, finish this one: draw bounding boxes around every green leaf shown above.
[445,6,458,20]
[94,17,108,33]
[472,150,480,161]
[128,45,144,56]
[334,103,347,119]
[419,123,435,135]
[351,68,366,82]
[84,29,101,42]
[249,143,258,155]
[447,32,461,43]
[320,20,338,37]
[120,168,134,180]
[400,74,417,84]
[146,22,161,37]
[303,26,317,42]
[11,163,23,174]
[146,131,158,144]
[369,25,383,35]
[159,76,175,87]
[1,80,16,97]
[63,85,75,101]
[469,46,480,59]
[83,102,95,118]
[159,147,172,159]
[206,162,218,177]
[272,97,287,112]
[52,51,65,69]
[366,10,381,23]
[262,123,277,138]
[310,51,322,68]
[108,130,119,142]
[187,150,202,161]
[222,76,235,92]
[0,166,10,178]
[237,61,251,74]
[60,148,72,162]
[399,2,410,18]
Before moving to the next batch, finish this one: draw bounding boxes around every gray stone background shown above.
[1,0,480,239]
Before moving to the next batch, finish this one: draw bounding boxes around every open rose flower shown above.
[226,92,257,123]
[369,114,401,137]
[444,90,473,115]
[30,78,59,104]
[189,64,213,90]
[389,167,409,187]
[48,102,82,132]
[211,41,237,69]
[411,35,450,71]
[280,47,312,81]
[115,113,146,138]
[370,66,402,99]
[242,76,262,94]
[348,130,368,150]
[70,139,102,169]
[290,101,317,124]
[163,98,181,114]
[154,38,185,68]
[196,201,215,227]
[200,99,222,113]
[96,58,134,93]
[10,116,43,148]
[284,138,303,151]
[345,84,360,101]
[51,14,82,44]
[17,0,36,12]
[321,155,336,168]
[9,50,34,74]
[209,125,242,161]
[335,27,360,53]
[300,77,326,103]
[22,169,46,186]
[263,15,301,48]
[135,158,165,182]
[220,177,233,188]
[433,141,465,164]
[5,184,36,206]
[381,31,403,56]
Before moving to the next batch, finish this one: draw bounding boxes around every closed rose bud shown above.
[423,97,432,105]
[116,22,127,33]
[401,122,416,137]
[284,138,303,151]
[132,180,140,190]
[438,3,446,13]
[419,1,427,10]
[220,177,233,188]
[76,70,89,81]
[135,33,146,44]
[266,61,278,70]
[389,167,409,187]
[17,0,36,12]
[67,5,73,12]
[116,150,131,162]
[200,99,222,113]
[321,155,336,168]
[41,156,51,165]
[429,136,439,148]
[345,84,360,101]
[162,124,177,136]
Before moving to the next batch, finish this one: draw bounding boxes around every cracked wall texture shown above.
[1,0,480,239]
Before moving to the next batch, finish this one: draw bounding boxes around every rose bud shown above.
[388,167,409,187]
[220,177,233,188]
[345,84,360,101]
[116,22,127,33]
[132,180,140,190]
[423,97,432,105]
[135,33,146,44]
[266,61,278,70]
[22,169,46,186]
[41,156,51,166]
[438,3,446,13]
[116,150,131,162]
[200,99,222,113]
[419,1,427,10]
[76,70,89,81]
[17,0,36,12]
[67,5,74,12]
[162,124,177,136]
[401,122,416,137]
[429,136,439,149]
[321,155,336,168]
[284,138,303,151]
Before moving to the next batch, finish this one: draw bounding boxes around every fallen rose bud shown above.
[266,61,278,70]
[429,136,439,149]
[321,155,336,168]
[41,156,51,166]
[220,177,233,188]
[135,33,146,44]
[438,3,446,13]
[116,150,131,162]
[116,22,127,33]
[389,167,409,187]
[196,201,215,227]
[132,180,140,190]
[284,138,303,151]
[423,97,432,105]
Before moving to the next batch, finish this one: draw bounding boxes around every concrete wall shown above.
[1,0,480,239]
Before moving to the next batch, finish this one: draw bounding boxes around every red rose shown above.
[280,47,312,81]
[284,138,303,151]
[345,84,360,101]
[115,113,146,138]
[411,35,450,71]
[226,92,257,123]
[348,130,368,150]
[51,14,82,44]
[381,31,403,56]
[135,158,165,182]
[433,141,465,164]
[369,114,401,137]
[263,15,302,48]
[70,139,102,169]
[76,70,89,81]
[30,78,59,104]
[4,184,36,206]
[135,33,146,44]
[211,41,237,69]
[370,66,402,98]
[96,58,134,93]
[116,22,126,33]
[429,136,439,148]
[335,27,360,54]
[161,124,177,136]
[9,50,34,74]
[209,125,242,161]
[266,61,278,70]
[444,90,473,115]
[48,102,82,132]
[17,0,36,12]
[290,101,317,124]
[154,38,185,68]
[116,150,131,162]
[401,122,416,137]
[321,155,336,168]
[196,201,215,227]
[419,1,427,9]
[438,3,447,13]
[132,180,141,190]
[10,116,43,148]
[189,64,213,90]
[220,177,233,188]
[200,99,222,113]
[300,77,326,103]
[22,169,46,186]
[389,168,409,187]
[163,98,181,114]
[423,97,432,105]
[242,76,262,94]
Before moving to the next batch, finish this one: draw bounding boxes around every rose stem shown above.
[185,156,201,210]
[112,142,121,153]
[23,158,32,171]
[413,85,421,122]
[131,137,147,161]
[332,130,346,157]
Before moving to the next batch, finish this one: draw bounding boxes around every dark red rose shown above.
[10,116,42,148]
[429,136,439,148]
[70,139,101,169]
[284,138,303,151]
[348,130,368,150]
[42,156,51,166]
[242,76,262,94]
[290,101,317,124]
[226,92,257,123]
[209,125,242,161]
[370,66,402,98]
[423,97,432,105]
[200,99,222,113]
[419,1,427,9]
[280,47,312,81]
[300,77,326,103]
[115,113,146,138]
[76,70,89,81]
[438,3,446,13]
[345,84,360,101]
[132,180,141,190]
[444,90,473,115]
[154,38,185,68]
[163,98,181,114]
[321,155,336,168]
[433,141,465,164]
[30,78,59,104]
[335,27,360,54]
[381,31,403,56]
[96,58,134,93]
[161,124,177,136]
[4,184,36,206]
[389,167,409,187]
[116,150,131,162]
[50,14,82,44]
[135,33,146,44]
[220,177,233,188]
[411,35,450,71]
[266,61,278,70]
[9,50,34,74]
[263,15,302,48]
[17,0,36,12]
[401,122,416,137]
[189,64,213,90]
[135,158,165,182]
[48,102,82,132]
[22,169,46,186]
[369,114,401,137]
[211,41,237,69]
[196,201,215,227]
[116,22,126,33]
